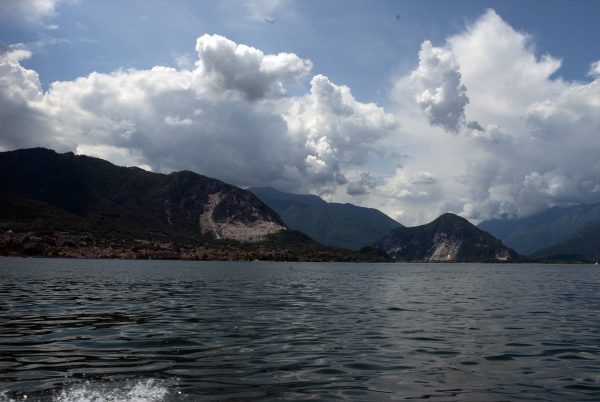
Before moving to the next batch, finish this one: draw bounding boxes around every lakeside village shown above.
[0,230,298,261]
[0,230,379,262]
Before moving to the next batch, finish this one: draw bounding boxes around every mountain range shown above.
[0,148,398,261]
[250,186,402,250]
[250,187,524,262]
[3,147,595,263]
[479,204,600,260]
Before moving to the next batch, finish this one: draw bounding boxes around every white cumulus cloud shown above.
[0,34,395,197]
[411,40,469,133]
[194,34,312,100]
[381,9,600,224]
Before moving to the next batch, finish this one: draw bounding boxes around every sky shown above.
[0,0,599,225]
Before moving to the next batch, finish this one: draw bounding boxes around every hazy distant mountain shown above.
[374,213,522,262]
[249,186,326,209]
[478,203,600,255]
[530,222,600,261]
[0,148,286,242]
[250,186,402,250]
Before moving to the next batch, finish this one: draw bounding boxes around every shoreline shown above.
[0,255,595,265]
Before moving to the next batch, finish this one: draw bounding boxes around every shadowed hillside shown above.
[250,186,402,250]
[374,213,523,262]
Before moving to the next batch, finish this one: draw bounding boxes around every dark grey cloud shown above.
[347,172,378,196]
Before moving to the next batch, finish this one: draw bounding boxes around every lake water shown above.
[0,258,599,401]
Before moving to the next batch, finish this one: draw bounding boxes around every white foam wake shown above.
[1,379,170,402]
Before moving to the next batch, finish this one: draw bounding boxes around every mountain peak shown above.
[374,213,521,262]
[433,212,469,224]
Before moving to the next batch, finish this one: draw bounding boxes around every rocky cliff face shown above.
[373,213,521,262]
[0,148,286,242]
[196,188,285,241]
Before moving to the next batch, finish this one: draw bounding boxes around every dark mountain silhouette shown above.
[0,148,287,241]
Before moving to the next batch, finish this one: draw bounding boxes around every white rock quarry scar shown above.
[198,193,285,242]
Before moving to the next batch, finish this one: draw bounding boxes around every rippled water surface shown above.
[0,258,599,401]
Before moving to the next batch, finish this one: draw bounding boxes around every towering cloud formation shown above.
[411,41,468,133]
[0,45,53,150]
[372,9,600,224]
[0,34,396,195]
[285,74,396,190]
